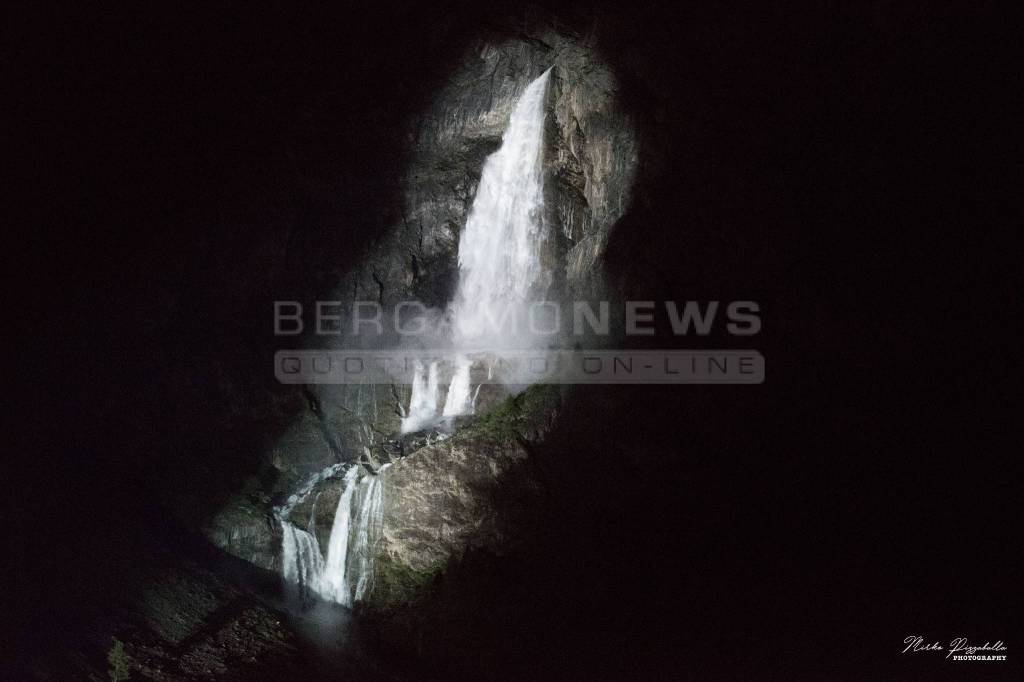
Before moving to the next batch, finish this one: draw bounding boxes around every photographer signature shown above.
[903,636,1007,659]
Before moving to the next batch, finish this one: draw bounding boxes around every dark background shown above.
[9,2,1016,678]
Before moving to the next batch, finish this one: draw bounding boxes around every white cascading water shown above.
[349,472,386,601]
[278,462,390,606]
[281,521,325,589]
[402,68,552,431]
[400,360,440,433]
[441,355,474,417]
[318,466,360,602]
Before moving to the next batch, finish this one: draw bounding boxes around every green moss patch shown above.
[371,555,447,607]
[463,384,560,441]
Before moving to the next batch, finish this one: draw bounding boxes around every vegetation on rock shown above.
[107,637,129,681]
[371,555,447,607]
[463,384,560,441]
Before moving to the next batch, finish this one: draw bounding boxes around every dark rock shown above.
[203,495,282,573]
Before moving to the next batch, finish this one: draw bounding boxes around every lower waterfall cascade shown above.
[278,462,390,606]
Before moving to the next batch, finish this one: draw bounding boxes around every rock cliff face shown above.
[370,385,558,606]
[204,28,636,611]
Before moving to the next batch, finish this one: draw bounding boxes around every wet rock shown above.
[366,386,559,606]
[265,411,341,495]
[202,495,281,573]
[285,474,348,550]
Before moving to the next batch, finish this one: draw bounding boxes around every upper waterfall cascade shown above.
[401,360,440,434]
[402,68,552,432]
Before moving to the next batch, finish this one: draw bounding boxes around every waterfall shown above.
[404,68,552,429]
[319,467,360,602]
[449,67,551,347]
[278,463,390,606]
[401,360,439,433]
[281,521,325,590]
[441,354,473,416]
[349,472,386,601]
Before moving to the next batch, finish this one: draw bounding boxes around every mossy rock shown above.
[462,384,560,441]
[371,555,447,607]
